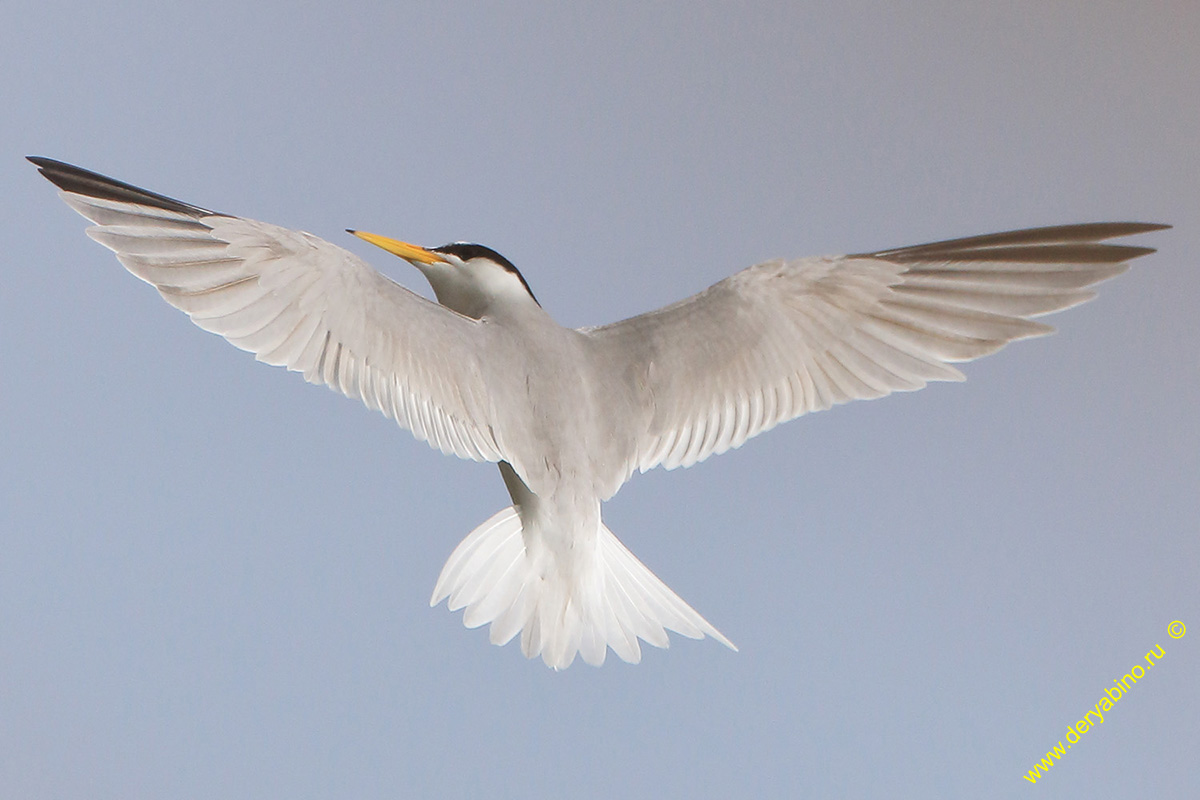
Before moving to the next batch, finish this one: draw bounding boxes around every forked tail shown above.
[430,506,736,669]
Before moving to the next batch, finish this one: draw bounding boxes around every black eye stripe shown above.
[431,242,539,305]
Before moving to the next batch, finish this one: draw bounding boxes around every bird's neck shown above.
[423,266,542,321]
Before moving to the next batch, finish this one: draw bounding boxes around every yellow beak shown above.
[348,229,445,264]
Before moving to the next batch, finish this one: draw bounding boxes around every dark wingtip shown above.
[864,222,1171,264]
[28,155,217,217]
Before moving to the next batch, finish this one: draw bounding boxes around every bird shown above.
[29,155,1167,670]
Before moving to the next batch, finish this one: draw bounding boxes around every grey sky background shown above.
[2,1,1197,797]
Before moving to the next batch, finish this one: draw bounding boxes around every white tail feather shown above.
[430,506,736,669]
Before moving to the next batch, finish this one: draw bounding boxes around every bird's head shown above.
[349,230,538,319]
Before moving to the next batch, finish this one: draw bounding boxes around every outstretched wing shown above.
[583,223,1167,473]
[30,156,504,462]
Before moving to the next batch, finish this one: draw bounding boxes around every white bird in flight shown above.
[30,156,1166,669]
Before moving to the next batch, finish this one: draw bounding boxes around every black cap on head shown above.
[432,242,538,304]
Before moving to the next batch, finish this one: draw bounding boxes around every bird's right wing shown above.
[583,223,1166,474]
[30,157,504,462]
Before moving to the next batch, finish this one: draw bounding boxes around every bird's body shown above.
[30,156,1167,669]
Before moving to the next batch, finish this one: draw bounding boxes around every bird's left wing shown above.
[30,157,504,462]
[582,223,1166,474]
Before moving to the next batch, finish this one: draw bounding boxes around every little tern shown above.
[29,156,1166,669]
